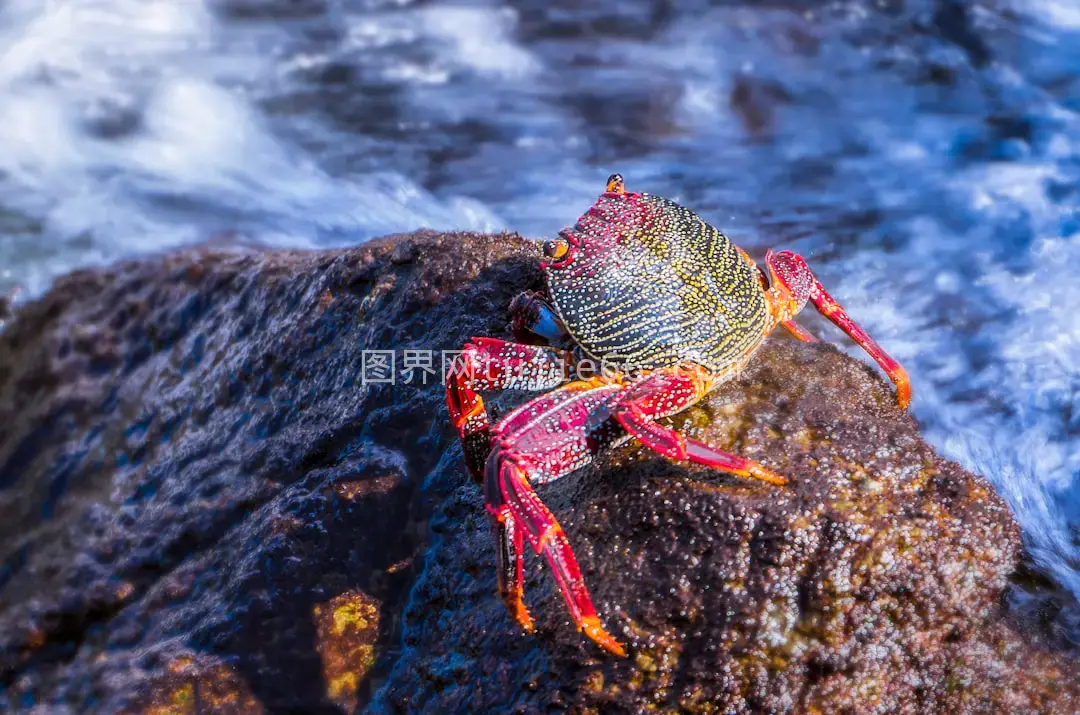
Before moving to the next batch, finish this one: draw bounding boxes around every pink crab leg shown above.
[445,337,573,481]
[765,249,911,408]
[485,379,627,656]
[612,364,788,486]
[488,454,625,656]
[491,492,532,632]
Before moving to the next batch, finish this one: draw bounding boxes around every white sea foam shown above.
[419,6,539,80]
[1021,0,1080,30]
[0,0,503,295]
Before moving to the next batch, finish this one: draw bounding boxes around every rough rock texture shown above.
[374,302,1080,714]
[0,231,536,712]
[0,232,1077,713]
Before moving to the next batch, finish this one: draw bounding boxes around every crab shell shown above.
[543,191,769,374]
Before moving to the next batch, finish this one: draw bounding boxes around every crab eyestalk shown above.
[605,173,625,194]
[542,239,569,262]
[765,249,911,408]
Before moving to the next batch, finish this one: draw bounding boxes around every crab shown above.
[445,175,911,656]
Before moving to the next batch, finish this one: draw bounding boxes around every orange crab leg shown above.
[445,337,573,480]
[485,380,627,656]
[765,249,911,408]
[612,364,787,485]
[780,319,817,343]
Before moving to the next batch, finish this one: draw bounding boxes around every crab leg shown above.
[445,337,573,480]
[780,319,817,343]
[765,249,911,408]
[485,379,627,656]
[491,481,531,631]
[612,364,787,485]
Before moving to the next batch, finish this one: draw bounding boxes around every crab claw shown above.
[765,249,912,408]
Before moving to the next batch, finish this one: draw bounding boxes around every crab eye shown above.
[605,173,625,194]
[543,239,570,261]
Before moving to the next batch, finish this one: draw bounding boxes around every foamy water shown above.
[0,0,503,295]
[2,0,1079,639]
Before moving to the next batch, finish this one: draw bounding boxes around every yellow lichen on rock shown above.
[312,590,381,712]
[128,653,263,715]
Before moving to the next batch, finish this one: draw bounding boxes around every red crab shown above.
[446,175,911,655]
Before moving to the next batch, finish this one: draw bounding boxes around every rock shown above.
[375,317,1080,713]
[0,230,543,712]
[0,231,1076,713]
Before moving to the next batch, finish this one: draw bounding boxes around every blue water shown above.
[1,0,1079,638]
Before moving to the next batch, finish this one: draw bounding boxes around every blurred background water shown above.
[1,0,1078,642]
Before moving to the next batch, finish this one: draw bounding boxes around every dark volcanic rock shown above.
[0,231,543,712]
[375,324,1080,714]
[0,232,1077,713]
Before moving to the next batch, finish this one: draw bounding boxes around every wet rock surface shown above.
[375,291,1080,713]
[0,231,541,712]
[0,231,1077,713]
